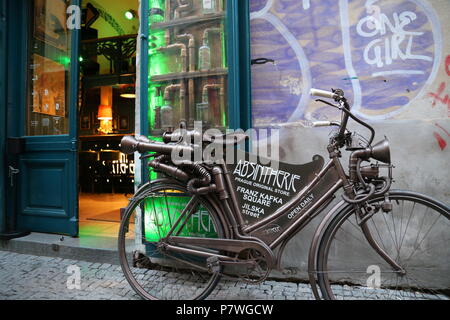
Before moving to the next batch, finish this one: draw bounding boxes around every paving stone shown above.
[0,251,447,301]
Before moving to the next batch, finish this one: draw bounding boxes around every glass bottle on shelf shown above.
[196,102,210,126]
[148,1,167,77]
[149,0,165,23]
[154,106,161,129]
[199,39,211,71]
[161,104,174,130]
[202,0,216,14]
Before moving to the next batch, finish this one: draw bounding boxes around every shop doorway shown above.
[6,0,80,237]
[77,0,139,241]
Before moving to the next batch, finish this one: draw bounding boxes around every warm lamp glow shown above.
[120,93,136,99]
[98,105,113,120]
[98,86,114,134]
[120,85,136,99]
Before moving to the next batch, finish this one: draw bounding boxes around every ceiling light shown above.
[120,85,136,99]
[125,9,137,20]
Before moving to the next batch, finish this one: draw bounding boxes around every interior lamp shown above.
[98,86,114,134]
[125,9,137,20]
[98,105,113,120]
[120,85,136,99]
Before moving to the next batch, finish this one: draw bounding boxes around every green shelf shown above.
[150,68,228,82]
[151,12,226,30]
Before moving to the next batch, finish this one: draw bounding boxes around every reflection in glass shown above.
[27,0,71,136]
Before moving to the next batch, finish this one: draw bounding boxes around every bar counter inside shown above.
[79,134,134,194]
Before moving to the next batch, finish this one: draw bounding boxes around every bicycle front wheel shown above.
[118,181,225,300]
[317,190,450,300]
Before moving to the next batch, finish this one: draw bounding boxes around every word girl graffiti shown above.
[249,0,443,124]
[356,2,432,71]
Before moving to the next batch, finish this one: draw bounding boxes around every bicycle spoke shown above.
[318,194,450,301]
[163,189,173,229]
[368,215,390,256]
[380,209,398,257]
[398,202,416,255]
[405,205,430,262]
[119,183,224,300]
[389,204,401,259]
[401,211,443,267]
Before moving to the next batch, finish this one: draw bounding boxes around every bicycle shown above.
[118,88,450,300]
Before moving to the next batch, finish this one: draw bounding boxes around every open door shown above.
[6,0,80,237]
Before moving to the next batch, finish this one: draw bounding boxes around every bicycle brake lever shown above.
[315,99,341,109]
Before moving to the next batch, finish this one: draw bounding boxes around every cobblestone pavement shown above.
[0,251,315,300]
[0,251,447,300]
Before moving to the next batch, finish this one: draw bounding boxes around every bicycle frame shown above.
[160,139,355,271]
[224,157,344,249]
[119,88,450,300]
[127,88,402,278]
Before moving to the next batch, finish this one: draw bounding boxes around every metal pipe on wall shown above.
[165,0,171,21]
[202,27,222,46]
[157,42,187,73]
[202,83,224,127]
[164,82,187,123]
[176,33,196,125]
[176,33,195,71]
[174,0,193,19]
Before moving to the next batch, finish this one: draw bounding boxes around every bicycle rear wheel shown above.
[118,181,225,300]
[317,190,450,300]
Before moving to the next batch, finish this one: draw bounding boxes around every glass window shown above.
[147,0,228,135]
[26,0,72,136]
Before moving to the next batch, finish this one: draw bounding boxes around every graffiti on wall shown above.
[250,0,446,125]
[430,54,450,150]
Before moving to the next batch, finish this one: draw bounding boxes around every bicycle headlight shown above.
[371,138,391,164]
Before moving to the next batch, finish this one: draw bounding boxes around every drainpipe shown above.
[176,33,196,125]
[164,83,187,123]
[174,0,193,19]
[157,42,187,73]
[202,83,224,127]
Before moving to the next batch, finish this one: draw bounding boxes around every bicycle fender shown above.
[307,199,353,300]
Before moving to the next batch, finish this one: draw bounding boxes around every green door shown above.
[6,0,80,236]
[0,0,7,235]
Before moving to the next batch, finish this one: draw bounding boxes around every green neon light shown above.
[148,0,168,135]
[143,194,218,242]
[125,11,134,20]
[57,55,71,67]
[143,0,228,240]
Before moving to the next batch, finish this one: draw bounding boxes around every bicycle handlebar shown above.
[310,88,342,101]
[120,135,194,155]
[310,88,376,146]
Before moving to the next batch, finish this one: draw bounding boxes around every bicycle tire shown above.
[118,180,226,300]
[316,190,450,300]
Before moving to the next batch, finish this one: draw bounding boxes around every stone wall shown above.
[249,0,450,283]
